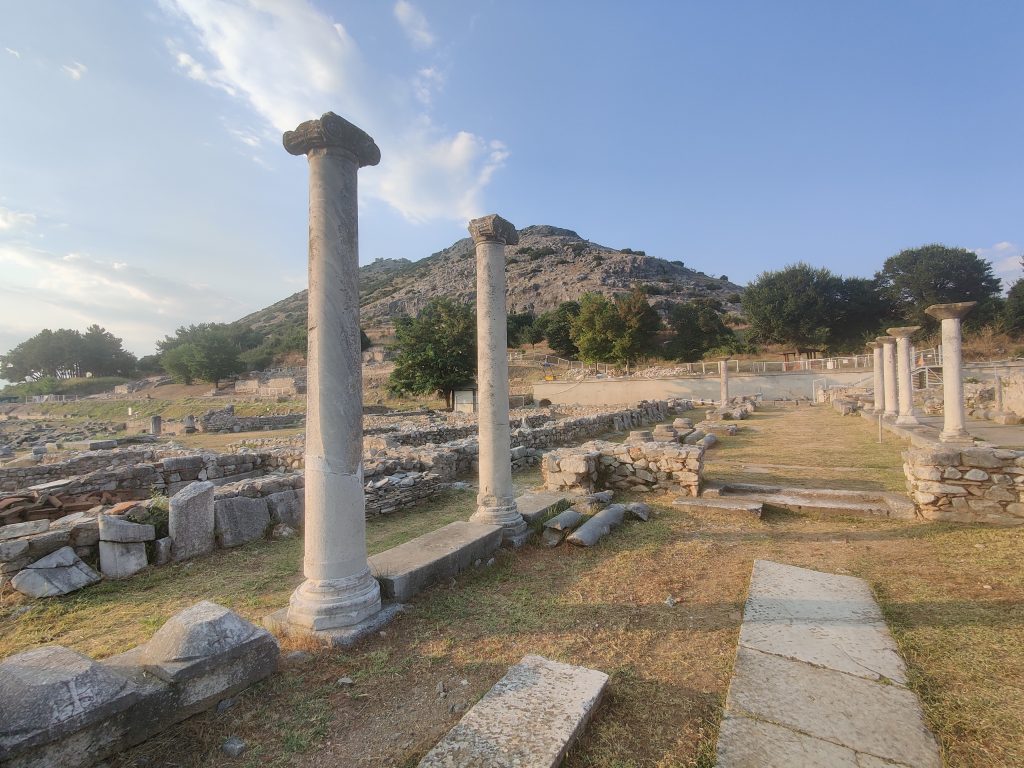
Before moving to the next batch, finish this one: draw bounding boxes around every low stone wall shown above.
[542,439,704,496]
[0,448,159,493]
[903,444,1024,526]
[199,405,303,433]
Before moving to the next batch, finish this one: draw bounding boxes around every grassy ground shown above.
[2,405,1022,766]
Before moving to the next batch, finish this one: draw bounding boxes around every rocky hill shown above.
[238,225,743,334]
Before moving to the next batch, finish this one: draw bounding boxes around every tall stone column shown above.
[468,215,528,547]
[719,358,730,406]
[277,113,385,635]
[925,302,976,443]
[887,326,921,426]
[870,342,884,414]
[877,336,898,418]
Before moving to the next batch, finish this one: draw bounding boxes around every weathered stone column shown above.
[870,342,884,414]
[468,215,528,547]
[925,302,976,443]
[877,336,898,418]
[720,358,730,406]
[278,113,384,635]
[887,326,921,426]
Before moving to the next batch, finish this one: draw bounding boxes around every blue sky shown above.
[1,0,1022,361]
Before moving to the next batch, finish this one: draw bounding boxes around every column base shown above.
[264,603,403,648]
[883,411,898,420]
[284,567,382,631]
[939,429,973,444]
[895,414,920,426]
[471,503,529,548]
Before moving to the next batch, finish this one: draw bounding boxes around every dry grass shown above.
[2,406,1022,766]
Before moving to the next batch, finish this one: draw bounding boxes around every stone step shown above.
[706,483,915,520]
[672,497,764,517]
[368,520,503,601]
[418,654,608,768]
[515,492,570,525]
[717,560,941,767]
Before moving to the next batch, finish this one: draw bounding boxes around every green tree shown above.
[742,263,841,348]
[535,301,580,358]
[571,293,623,363]
[610,286,662,365]
[875,244,1002,325]
[1,325,135,381]
[80,324,136,376]
[387,298,476,408]
[506,311,538,348]
[157,323,253,384]
[161,344,198,384]
[664,300,735,361]
[361,329,372,351]
[830,277,895,351]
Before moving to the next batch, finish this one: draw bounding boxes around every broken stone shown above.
[626,502,651,521]
[214,496,271,548]
[543,509,584,531]
[169,481,215,562]
[10,546,101,598]
[98,515,155,543]
[99,540,148,579]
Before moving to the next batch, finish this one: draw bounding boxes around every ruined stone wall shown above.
[903,444,1024,526]
[0,448,159,493]
[542,440,704,496]
[199,405,303,433]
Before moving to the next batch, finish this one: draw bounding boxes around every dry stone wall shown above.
[543,440,704,496]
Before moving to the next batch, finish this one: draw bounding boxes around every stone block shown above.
[99,515,155,543]
[418,655,608,768]
[265,490,303,528]
[26,529,71,559]
[673,497,764,518]
[515,492,569,525]
[0,520,49,541]
[369,520,503,600]
[154,537,172,565]
[10,547,101,598]
[0,537,30,562]
[169,480,215,562]
[214,496,271,548]
[70,519,100,547]
[99,540,148,579]
[960,447,1004,469]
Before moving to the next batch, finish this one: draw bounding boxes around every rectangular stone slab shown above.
[369,520,502,600]
[418,654,608,768]
[672,497,763,517]
[515,492,569,524]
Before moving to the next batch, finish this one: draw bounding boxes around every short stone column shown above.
[870,342,884,414]
[149,415,162,435]
[886,326,921,426]
[877,336,898,418]
[925,302,976,443]
[720,358,730,406]
[276,112,387,637]
[468,214,528,547]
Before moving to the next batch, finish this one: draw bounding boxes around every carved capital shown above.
[886,325,921,339]
[468,214,518,246]
[924,302,976,321]
[283,112,380,167]
[876,336,896,345]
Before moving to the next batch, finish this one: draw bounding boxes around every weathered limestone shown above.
[468,214,529,547]
[877,336,898,418]
[720,358,730,405]
[280,112,384,635]
[368,520,502,601]
[10,546,100,597]
[418,655,608,767]
[673,497,764,518]
[99,541,148,579]
[514,492,570,525]
[887,326,922,426]
[925,302,976,443]
[169,480,215,562]
[566,504,626,546]
[214,496,271,548]
[869,341,884,414]
[717,561,941,767]
[543,440,704,496]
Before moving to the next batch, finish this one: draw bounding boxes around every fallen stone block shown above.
[544,509,585,531]
[566,505,625,547]
[214,496,271,548]
[169,480,215,562]
[515,492,569,525]
[369,520,503,600]
[10,546,101,598]
[418,655,608,768]
[99,515,155,543]
[99,540,148,579]
[0,520,49,541]
[626,502,651,521]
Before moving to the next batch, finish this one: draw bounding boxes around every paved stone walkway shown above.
[717,560,942,767]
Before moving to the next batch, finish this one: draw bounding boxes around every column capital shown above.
[867,341,880,350]
[925,302,976,321]
[886,325,921,339]
[876,336,896,345]
[283,112,381,166]
[468,214,519,246]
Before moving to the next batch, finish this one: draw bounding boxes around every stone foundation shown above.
[542,440,704,496]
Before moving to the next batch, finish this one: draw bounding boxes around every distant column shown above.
[886,326,921,426]
[870,342,884,413]
[282,112,383,631]
[925,302,976,443]
[720,358,730,406]
[468,214,529,548]
[993,374,1004,412]
[877,337,898,418]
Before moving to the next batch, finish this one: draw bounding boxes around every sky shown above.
[1,0,1022,364]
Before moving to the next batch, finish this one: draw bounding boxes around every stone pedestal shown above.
[149,415,162,436]
[925,302,976,444]
[877,336,898,418]
[467,214,528,548]
[869,342,884,414]
[887,326,921,426]
[720,359,730,406]
[276,112,388,636]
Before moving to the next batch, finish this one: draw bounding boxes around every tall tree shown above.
[535,301,580,358]
[387,298,476,408]
[571,293,623,363]
[611,286,662,365]
[664,300,735,361]
[875,244,1002,325]
[157,323,253,384]
[741,263,841,348]
[0,325,135,381]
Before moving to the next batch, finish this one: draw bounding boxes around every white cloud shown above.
[394,0,435,49]
[974,241,1023,290]
[163,0,505,222]
[61,61,87,80]
[0,206,36,231]
[5,47,19,59]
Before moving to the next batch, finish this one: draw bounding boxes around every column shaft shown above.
[720,361,730,405]
[940,317,968,441]
[881,340,898,417]
[872,345,884,413]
